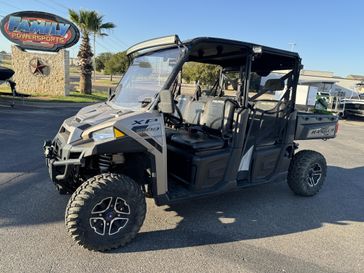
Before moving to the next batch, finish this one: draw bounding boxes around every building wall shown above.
[298,75,361,94]
[274,69,363,94]
[301,70,334,78]
[11,45,69,96]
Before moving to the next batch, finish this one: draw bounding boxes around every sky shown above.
[0,0,363,77]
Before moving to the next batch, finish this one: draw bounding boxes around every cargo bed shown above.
[295,112,338,140]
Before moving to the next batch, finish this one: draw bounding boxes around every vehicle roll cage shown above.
[126,35,302,108]
[126,35,183,57]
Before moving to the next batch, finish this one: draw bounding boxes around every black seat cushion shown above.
[170,132,224,151]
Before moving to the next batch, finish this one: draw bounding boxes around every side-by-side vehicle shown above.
[44,35,338,251]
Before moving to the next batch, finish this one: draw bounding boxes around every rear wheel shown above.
[287,150,327,196]
[65,173,146,251]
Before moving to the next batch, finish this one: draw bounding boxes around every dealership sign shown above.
[0,11,80,52]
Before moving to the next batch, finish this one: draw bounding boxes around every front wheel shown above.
[287,150,327,196]
[65,173,146,251]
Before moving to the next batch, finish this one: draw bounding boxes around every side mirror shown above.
[264,79,285,91]
[158,89,175,114]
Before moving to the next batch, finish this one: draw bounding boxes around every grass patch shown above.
[69,66,80,74]
[94,78,119,86]
[50,91,108,102]
[0,90,108,103]
[0,84,11,93]
[0,61,13,69]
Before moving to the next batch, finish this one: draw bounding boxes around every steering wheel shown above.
[165,104,183,127]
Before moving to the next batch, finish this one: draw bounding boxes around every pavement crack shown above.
[0,165,43,186]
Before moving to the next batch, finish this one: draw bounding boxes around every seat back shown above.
[200,98,236,134]
[183,100,206,124]
[176,95,206,125]
[176,95,237,134]
[246,101,289,147]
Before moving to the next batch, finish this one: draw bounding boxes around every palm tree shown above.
[68,10,115,94]
[89,14,116,83]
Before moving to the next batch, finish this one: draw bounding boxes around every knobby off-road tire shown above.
[287,150,327,196]
[65,173,146,251]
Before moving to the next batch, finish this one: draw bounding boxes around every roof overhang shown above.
[299,80,338,85]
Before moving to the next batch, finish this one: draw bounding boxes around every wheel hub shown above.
[89,197,131,236]
[106,211,115,220]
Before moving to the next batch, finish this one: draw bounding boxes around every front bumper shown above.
[43,139,85,193]
[345,109,364,117]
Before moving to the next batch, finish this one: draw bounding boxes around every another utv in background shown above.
[44,35,338,251]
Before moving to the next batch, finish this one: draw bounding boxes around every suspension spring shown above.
[99,154,112,173]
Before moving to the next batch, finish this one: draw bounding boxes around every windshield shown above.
[111,47,181,109]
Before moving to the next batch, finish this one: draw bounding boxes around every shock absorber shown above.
[98,154,112,173]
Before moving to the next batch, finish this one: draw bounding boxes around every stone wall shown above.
[11,45,69,96]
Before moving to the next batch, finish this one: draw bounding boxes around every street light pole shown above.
[93,33,96,83]
[288,42,296,51]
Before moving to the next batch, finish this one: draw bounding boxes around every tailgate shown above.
[295,112,338,140]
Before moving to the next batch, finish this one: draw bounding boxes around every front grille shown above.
[54,138,62,158]
[69,152,81,159]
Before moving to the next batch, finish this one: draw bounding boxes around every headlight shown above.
[91,127,125,141]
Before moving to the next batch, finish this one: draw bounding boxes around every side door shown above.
[238,70,294,183]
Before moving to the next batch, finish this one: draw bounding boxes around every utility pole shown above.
[93,33,96,83]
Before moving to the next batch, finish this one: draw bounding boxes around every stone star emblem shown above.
[29,58,48,76]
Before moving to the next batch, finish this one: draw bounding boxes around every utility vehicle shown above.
[44,35,338,251]
[340,83,364,118]
[0,66,16,107]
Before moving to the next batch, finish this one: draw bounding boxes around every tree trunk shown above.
[77,33,93,94]
[80,72,92,95]
[110,74,113,81]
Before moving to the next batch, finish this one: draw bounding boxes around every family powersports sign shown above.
[0,11,80,52]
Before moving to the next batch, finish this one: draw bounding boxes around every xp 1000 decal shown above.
[130,118,163,152]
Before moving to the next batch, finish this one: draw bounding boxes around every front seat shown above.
[170,129,225,151]
[170,98,236,152]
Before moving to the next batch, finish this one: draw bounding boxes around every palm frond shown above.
[100,22,116,30]
[68,9,80,24]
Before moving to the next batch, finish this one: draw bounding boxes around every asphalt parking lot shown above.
[0,102,363,273]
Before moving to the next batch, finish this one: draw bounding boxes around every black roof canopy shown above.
[184,37,301,72]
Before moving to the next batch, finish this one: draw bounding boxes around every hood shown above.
[74,102,122,125]
[60,102,134,144]
[74,102,137,126]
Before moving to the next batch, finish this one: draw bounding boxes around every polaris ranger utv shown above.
[44,35,338,251]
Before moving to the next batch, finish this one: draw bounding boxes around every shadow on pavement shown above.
[0,170,70,227]
[0,104,78,228]
[116,165,364,253]
[1,164,362,252]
